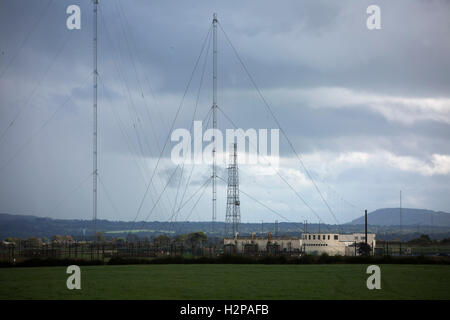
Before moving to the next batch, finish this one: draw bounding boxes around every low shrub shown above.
[1,254,449,267]
[0,258,103,268]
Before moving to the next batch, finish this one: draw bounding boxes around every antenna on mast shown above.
[225,143,240,236]
[93,0,98,240]
[211,13,218,233]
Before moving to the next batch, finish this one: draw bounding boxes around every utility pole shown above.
[365,209,368,245]
[399,190,402,234]
[93,0,98,241]
[211,13,218,233]
[431,212,433,236]
[400,190,402,255]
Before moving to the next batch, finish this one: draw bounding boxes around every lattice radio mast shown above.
[211,13,218,233]
[225,143,240,236]
[93,0,98,240]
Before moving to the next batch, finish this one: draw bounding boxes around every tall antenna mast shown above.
[93,0,98,240]
[225,143,240,236]
[211,13,218,233]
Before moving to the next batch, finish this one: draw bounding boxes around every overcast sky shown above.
[0,0,449,225]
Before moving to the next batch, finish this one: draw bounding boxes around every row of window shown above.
[304,243,328,247]
[303,234,339,241]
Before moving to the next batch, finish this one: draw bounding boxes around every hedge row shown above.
[107,255,450,265]
[1,255,449,268]
[0,258,104,268]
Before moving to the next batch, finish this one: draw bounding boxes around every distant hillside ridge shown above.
[347,208,450,226]
[1,211,450,240]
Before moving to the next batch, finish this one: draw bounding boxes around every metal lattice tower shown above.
[225,143,240,236]
[93,0,98,240]
[211,13,218,233]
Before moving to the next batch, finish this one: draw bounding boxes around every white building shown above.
[224,233,302,254]
[302,233,376,256]
[224,232,376,256]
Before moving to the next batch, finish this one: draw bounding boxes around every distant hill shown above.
[2,210,450,240]
[0,213,303,239]
[347,208,450,227]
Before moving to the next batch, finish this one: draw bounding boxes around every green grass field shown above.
[0,264,449,300]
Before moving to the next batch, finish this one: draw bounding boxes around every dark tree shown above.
[358,242,372,256]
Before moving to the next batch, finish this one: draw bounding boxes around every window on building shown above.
[328,235,330,240]
[308,235,311,240]
[334,235,338,240]
[323,235,326,240]
[313,235,315,240]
